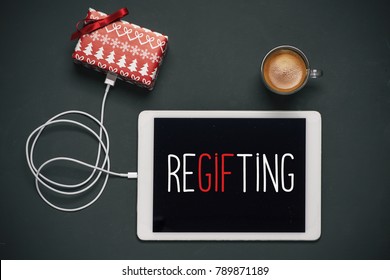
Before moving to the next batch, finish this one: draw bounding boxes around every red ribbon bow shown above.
[70,8,129,40]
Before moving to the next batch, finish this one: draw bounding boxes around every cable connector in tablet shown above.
[127,172,138,179]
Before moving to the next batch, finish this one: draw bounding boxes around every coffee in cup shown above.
[261,45,322,95]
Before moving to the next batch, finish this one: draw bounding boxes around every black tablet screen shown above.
[153,118,306,232]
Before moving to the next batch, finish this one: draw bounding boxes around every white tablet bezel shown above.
[137,111,321,241]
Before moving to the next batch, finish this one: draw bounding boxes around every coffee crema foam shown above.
[263,49,307,93]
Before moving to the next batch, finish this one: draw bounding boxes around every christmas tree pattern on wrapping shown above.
[75,40,82,51]
[150,68,157,80]
[72,8,168,89]
[117,55,127,68]
[106,51,115,64]
[139,63,149,76]
[83,42,93,56]
[94,47,104,60]
[128,59,137,72]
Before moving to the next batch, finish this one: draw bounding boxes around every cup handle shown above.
[309,69,323,78]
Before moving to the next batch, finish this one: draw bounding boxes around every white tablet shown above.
[137,111,321,240]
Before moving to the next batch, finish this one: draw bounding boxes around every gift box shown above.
[72,8,168,90]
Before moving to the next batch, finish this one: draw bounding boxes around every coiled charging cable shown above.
[25,73,137,212]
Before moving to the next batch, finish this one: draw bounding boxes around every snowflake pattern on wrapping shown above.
[72,8,168,90]
[149,52,160,63]
[110,38,120,48]
[89,32,100,41]
[130,45,140,56]
[140,49,150,59]
[120,41,130,52]
[100,34,110,45]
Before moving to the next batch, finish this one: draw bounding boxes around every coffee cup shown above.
[261,45,322,95]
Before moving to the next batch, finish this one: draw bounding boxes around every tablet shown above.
[137,111,321,240]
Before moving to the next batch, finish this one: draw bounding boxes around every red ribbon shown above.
[70,8,129,40]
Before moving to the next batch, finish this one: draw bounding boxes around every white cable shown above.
[26,81,137,212]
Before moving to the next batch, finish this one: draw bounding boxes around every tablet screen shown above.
[152,118,306,233]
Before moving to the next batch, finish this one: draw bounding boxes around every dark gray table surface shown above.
[1,0,389,259]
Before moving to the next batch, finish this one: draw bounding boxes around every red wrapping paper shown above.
[72,8,168,90]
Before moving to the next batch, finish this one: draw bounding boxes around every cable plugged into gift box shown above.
[26,6,168,211]
[25,73,138,212]
[104,72,118,87]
